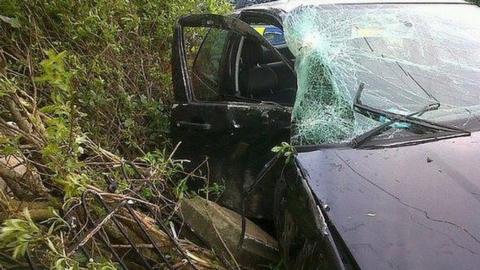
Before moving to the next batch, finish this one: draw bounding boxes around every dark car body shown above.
[297,133,480,270]
[232,0,278,9]
[170,1,480,269]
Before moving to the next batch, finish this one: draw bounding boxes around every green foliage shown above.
[0,208,40,259]
[0,207,68,264]
[175,176,190,199]
[142,149,185,179]
[36,50,73,94]
[32,51,88,199]
[141,149,189,199]
[1,0,232,156]
[140,186,155,200]
[0,77,16,97]
[0,135,20,156]
[87,261,117,270]
[55,173,90,199]
[0,0,232,267]
[0,15,20,28]
[0,208,117,269]
[272,142,297,164]
[199,182,225,198]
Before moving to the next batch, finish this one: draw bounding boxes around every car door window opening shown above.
[182,14,297,106]
[190,28,231,101]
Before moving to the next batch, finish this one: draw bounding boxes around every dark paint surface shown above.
[172,102,291,218]
[297,132,480,270]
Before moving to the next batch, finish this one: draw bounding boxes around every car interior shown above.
[237,36,297,105]
[188,19,298,106]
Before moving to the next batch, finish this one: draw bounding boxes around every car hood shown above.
[297,132,480,270]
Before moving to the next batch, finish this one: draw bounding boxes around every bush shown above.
[0,1,233,268]
[0,0,232,157]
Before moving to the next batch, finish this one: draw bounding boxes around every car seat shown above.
[239,39,296,104]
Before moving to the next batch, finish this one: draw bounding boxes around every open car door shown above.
[170,13,295,219]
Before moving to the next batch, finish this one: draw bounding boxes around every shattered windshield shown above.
[284,4,480,145]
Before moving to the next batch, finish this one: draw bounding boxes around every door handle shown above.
[176,121,212,130]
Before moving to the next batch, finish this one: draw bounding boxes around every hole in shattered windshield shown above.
[284,4,480,146]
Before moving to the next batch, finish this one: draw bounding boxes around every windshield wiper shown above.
[351,83,471,148]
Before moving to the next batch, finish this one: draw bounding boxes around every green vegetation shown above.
[272,142,296,164]
[0,0,231,268]
[1,0,231,156]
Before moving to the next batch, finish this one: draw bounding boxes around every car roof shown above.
[240,0,470,12]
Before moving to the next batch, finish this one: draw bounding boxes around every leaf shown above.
[12,242,27,259]
[0,15,21,28]
[46,238,58,254]
[54,257,66,270]
[271,146,281,152]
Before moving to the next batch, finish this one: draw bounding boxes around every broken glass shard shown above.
[284,4,480,145]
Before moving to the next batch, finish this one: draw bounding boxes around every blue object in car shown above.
[263,26,286,46]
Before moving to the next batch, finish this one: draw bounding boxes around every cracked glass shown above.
[284,4,480,145]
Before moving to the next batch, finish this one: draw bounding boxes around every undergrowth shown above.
[0,0,232,268]
[0,0,231,157]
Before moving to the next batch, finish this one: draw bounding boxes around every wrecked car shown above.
[171,0,480,269]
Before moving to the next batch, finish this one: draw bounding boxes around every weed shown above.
[272,142,297,164]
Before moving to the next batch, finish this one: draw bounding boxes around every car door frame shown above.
[171,12,296,218]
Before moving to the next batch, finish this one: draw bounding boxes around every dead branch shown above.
[0,163,46,200]
[0,78,226,269]
[0,200,54,222]
[6,97,32,134]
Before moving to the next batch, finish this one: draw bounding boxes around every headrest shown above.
[246,66,278,97]
[241,39,263,67]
